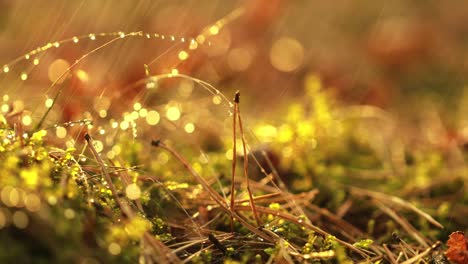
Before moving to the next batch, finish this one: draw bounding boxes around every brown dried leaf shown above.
[446,231,468,264]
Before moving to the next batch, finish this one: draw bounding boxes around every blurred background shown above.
[1,0,468,146]
[1,0,468,254]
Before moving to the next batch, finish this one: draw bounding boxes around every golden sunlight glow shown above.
[93,97,111,112]
[178,80,194,98]
[225,149,233,160]
[13,100,24,111]
[3,65,9,73]
[255,124,278,142]
[278,125,293,143]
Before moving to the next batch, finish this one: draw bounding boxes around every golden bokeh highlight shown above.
[47,195,57,205]
[178,50,189,61]
[12,210,28,229]
[76,69,89,82]
[1,104,8,113]
[209,25,219,35]
[212,95,222,105]
[120,121,129,130]
[64,208,76,219]
[48,59,70,84]
[22,115,32,126]
[139,108,148,118]
[184,123,195,133]
[146,110,160,125]
[166,106,181,121]
[56,126,67,138]
[20,72,28,81]
[9,188,20,207]
[133,103,142,111]
[270,37,304,72]
[125,184,141,200]
[189,40,198,50]
[45,98,54,108]
[99,110,107,118]
[108,242,121,255]
[25,193,41,212]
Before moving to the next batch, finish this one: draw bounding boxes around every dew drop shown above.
[20,73,28,81]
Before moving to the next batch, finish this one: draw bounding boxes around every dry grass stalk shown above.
[151,139,275,243]
[235,91,261,226]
